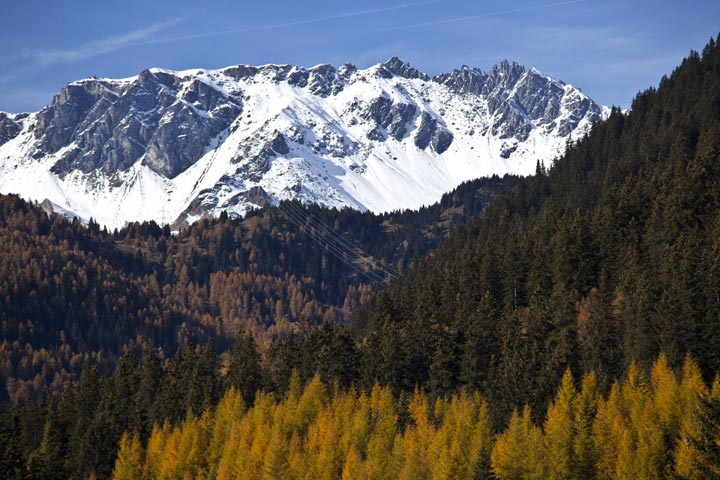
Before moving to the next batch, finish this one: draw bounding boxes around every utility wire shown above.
[282,200,400,281]
[285,201,402,280]
[280,204,387,286]
[277,201,389,286]
[282,200,399,282]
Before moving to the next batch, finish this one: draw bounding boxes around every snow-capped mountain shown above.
[0,57,607,229]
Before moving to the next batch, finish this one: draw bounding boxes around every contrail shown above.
[385,0,589,30]
[139,0,446,46]
[0,0,443,71]
[0,16,188,67]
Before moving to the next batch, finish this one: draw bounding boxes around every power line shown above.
[278,203,383,285]
[291,202,402,279]
[282,200,400,280]
[282,200,400,281]
[281,204,387,286]
[277,201,395,286]
[280,201,387,284]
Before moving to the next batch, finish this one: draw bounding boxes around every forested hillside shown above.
[355,35,720,419]
[0,175,515,402]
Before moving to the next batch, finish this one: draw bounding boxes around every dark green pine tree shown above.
[358,315,412,395]
[226,332,264,406]
[188,340,221,415]
[308,322,360,388]
[25,403,68,480]
[576,278,622,390]
[152,346,193,424]
[0,407,23,480]
[152,344,209,423]
[539,282,580,403]
[427,325,461,398]
[458,291,499,392]
[8,400,47,466]
[61,364,101,480]
[79,351,140,480]
[489,308,538,423]
[132,348,163,440]
[266,332,305,396]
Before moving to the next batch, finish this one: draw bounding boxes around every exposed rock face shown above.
[363,97,417,141]
[414,112,454,153]
[42,69,242,178]
[383,57,429,81]
[232,130,290,182]
[308,64,343,97]
[436,60,601,142]
[0,57,606,228]
[221,65,258,80]
[434,66,485,95]
[0,113,21,145]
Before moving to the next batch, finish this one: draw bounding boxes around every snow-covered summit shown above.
[0,58,607,229]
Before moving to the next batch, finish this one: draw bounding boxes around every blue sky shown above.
[1,0,718,112]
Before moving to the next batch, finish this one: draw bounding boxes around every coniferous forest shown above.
[0,175,515,403]
[1,34,720,480]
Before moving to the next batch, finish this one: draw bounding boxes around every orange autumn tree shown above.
[112,356,719,480]
[491,405,545,480]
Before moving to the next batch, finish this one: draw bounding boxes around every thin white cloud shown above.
[144,0,445,45]
[0,16,187,68]
[385,0,589,30]
[0,0,444,72]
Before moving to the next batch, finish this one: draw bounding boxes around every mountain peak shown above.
[492,60,526,80]
[381,57,429,80]
[433,65,486,95]
[0,57,606,229]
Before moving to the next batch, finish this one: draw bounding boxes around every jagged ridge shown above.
[0,57,607,228]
